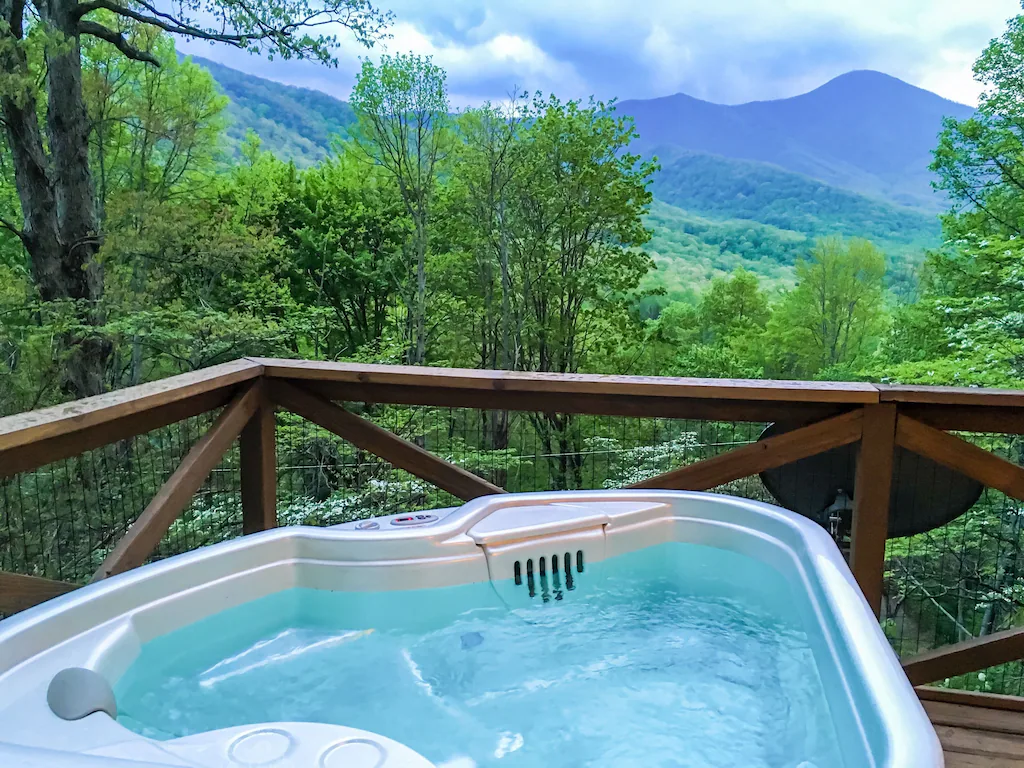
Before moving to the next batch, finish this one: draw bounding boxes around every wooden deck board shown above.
[923,699,1024,766]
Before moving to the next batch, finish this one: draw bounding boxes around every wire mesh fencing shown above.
[272,405,774,525]
[883,432,1024,694]
[0,409,242,591]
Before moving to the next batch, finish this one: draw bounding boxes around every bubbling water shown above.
[115,542,847,767]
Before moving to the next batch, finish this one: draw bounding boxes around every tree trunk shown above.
[1,2,62,294]
[1,0,110,399]
[410,217,427,365]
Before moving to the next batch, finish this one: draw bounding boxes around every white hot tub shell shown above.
[0,490,943,767]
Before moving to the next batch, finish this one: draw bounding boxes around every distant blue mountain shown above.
[620,70,974,210]
[188,58,952,284]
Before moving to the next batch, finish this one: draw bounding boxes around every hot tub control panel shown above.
[391,513,439,526]
[334,508,456,532]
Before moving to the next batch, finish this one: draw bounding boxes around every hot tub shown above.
[0,491,941,767]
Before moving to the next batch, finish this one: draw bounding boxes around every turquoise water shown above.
[115,543,847,767]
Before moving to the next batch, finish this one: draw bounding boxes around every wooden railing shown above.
[4,358,1024,700]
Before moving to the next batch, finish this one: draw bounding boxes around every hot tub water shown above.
[115,542,844,768]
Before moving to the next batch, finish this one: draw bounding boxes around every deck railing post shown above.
[240,393,277,534]
[850,403,897,617]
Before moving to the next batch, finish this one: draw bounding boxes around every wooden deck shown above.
[922,696,1024,766]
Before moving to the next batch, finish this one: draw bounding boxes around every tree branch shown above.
[74,0,251,46]
[78,21,161,66]
[72,0,381,53]
[8,0,26,38]
[0,214,26,244]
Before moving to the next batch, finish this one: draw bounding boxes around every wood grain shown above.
[240,396,277,535]
[269,380,505,501]
[0,572,78,614]
[904,626,1024,686]
[850,403,897,616]
[252,357,881,404]
[924,699,1024,733]
[934,724,1024,760]
[879,384,1024,408]
[297,380,852,424]
[918,691,1024,768]
[898,404,1024,435]
[919,686,1024,714]
[896,415,1024,502]
[0,359,261,452]
[628,409,864,490]
[93,382,264,580]
[0,387,242,479]
[0,360,262,478]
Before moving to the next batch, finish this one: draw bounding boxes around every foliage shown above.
[654,151,940,248]
[350,53,450,364]
[644,200,806,293]
[765,237,887,378]
[932,10,1024,241]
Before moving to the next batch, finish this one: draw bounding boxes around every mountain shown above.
[644,199,807,295]
[189,55,355,164]
[188,58,945,287]
[621,71,973,210]
[653,151,939,250]
[644,160,938,299]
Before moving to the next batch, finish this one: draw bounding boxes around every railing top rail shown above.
[251,358,882,404]
[4,358,1024,466]
[0,359,263,456]
[877,384,1024,407]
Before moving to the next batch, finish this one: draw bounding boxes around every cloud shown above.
[384,22,587,106]
[177,0,1022,107]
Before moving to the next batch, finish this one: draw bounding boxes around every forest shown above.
[4,0,1024,692]
[1,33,1013,411]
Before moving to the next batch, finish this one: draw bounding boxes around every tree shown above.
[283,146,410,359]
[932,5,1024,240]
[448,100,527,372]
[83,28,226,217]
[878,236,1024,387]
[508,95,657,487]
[350,54,449,365]
[83,32,229,388]
[435,100,528,483]
[766,237,887,378]
[909,3,1024,389]
[697,267,770,344]
[98,132,298,385]
[0,0,388,397]
[511,95,656,376]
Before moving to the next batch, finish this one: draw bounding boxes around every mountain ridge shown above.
[620,69,974,210]
[189,54,355,164]
[186,56,947,287]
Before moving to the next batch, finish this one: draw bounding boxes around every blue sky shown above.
[178,0,1022,107]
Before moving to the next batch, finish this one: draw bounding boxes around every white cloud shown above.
[917,47,988,105]
[179,0,1023,106]
[374,22,585,105]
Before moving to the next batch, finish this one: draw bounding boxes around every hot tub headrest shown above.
[46,668,117,721]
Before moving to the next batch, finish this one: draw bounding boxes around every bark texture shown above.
[1,0,109,398]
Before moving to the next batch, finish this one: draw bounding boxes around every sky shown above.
[177,0,1023,108]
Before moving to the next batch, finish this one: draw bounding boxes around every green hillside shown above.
[639,150,940,293]
[189,55,355,164]
[187,57,942,290]
[644,200,806,296]
[652,150,941,251]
